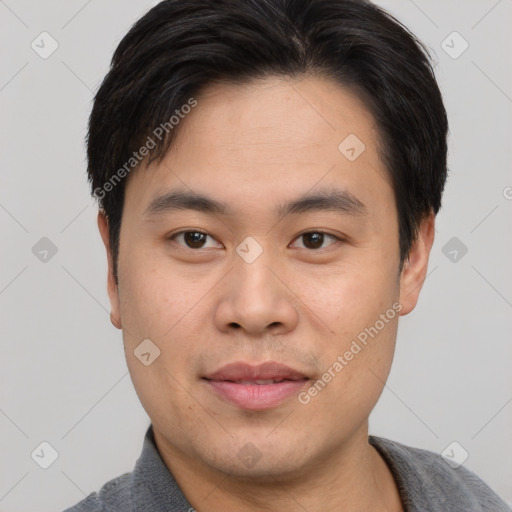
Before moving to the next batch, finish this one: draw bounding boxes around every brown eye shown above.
[292,231,339,250]
[183,231,207,248]
[170,231,221,250]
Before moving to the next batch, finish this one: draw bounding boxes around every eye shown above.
[291,231,341,250]
[169,230,222,250]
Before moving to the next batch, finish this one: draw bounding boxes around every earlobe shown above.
[97,211,122,329]
[398,212,435,316]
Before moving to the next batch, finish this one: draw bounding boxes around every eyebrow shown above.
[143,187,367,220]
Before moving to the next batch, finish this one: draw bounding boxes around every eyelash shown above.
[168,230,343,251]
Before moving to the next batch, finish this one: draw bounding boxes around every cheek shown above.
[293,258,399,335]
[127,359,205,440]
[117,251,216,392]
[118,257,208,426]
[294,260,399,406]
[302,316,398,437]
[117,248,211,341]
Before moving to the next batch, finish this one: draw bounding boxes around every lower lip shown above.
[205,379,308,410]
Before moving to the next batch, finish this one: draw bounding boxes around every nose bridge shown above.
[233,249,280,309]
[215,244,298,335]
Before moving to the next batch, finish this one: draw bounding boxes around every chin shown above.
[208,451,310,484]
[192,432,314,483]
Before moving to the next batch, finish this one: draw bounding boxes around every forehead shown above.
[178,76,380,164]
[125,75,391,216]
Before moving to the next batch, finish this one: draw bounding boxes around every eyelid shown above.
[168,228,209,238]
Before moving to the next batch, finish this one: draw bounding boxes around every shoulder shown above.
[62,424,193,512]
[370,436,510,512]
[62,472,132,512]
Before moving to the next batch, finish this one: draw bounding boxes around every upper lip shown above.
[204,362,309,382]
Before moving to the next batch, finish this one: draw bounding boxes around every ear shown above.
[97,211,122,329]
[399,212,436,316]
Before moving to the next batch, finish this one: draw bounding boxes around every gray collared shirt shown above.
[63,425,510,511]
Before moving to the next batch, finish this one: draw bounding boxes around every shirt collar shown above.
[130,426,461,512]
[130,424,194,511]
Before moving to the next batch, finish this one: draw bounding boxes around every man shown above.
[64,0,510,510]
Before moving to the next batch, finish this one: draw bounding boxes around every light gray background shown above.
[1,0,511,510]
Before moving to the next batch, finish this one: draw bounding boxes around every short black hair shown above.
[87,0,448,283]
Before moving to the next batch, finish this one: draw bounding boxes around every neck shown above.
[153,423,403,512]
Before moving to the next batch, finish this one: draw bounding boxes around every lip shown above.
[203,362,309,410]
[205,361,309,382]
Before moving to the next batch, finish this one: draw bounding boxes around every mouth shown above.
[203,362,310,410]
[226,378,303,385]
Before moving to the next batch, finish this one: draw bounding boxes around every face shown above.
[99,76,432,481]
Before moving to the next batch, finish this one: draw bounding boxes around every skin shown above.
[98,75,435,511]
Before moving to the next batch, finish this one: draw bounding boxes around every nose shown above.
[214,253,299,337]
